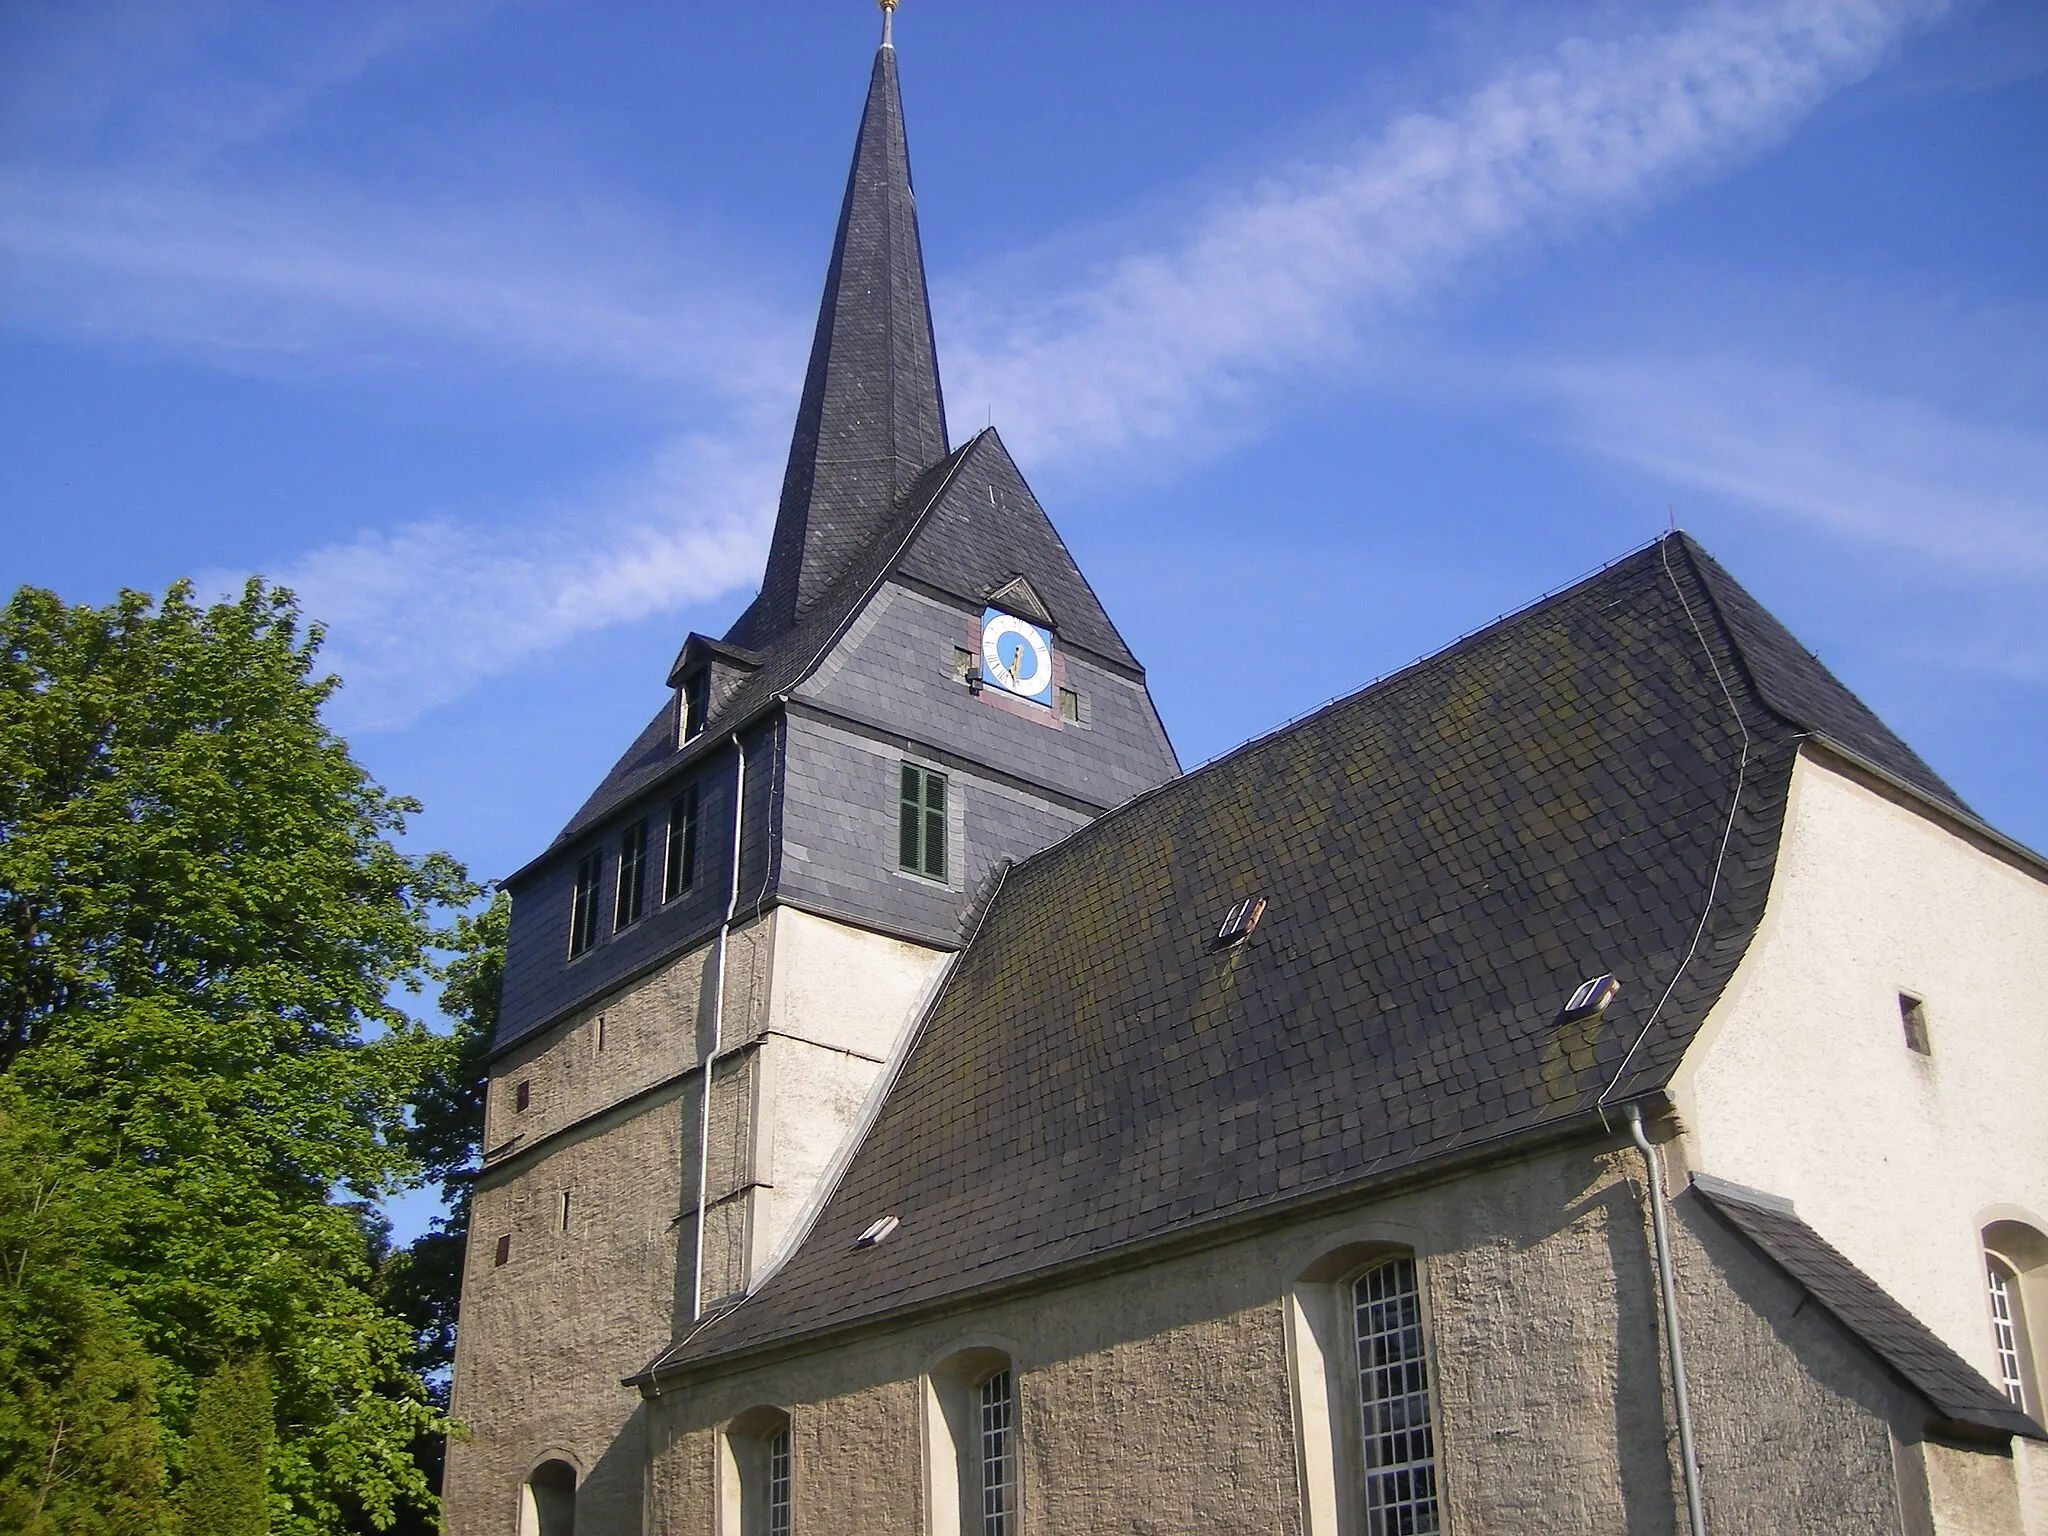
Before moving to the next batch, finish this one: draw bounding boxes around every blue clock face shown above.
[980,609,1054,707]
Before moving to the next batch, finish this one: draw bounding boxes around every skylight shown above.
[854,1215,900,1249]
[1561,974,1619,1022]
[1211,896,1268,950]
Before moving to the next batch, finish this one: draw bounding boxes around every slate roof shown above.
[513,43,1153,870]
[650,532,1971,1376]
[542,429,1139,852]
[735,43,949,648]
[1690,1174,2044,1440]
[1686,547,1968,816]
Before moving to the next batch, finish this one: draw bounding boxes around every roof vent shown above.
[1560,974,1619,1022]
[853,1214,900,1249]
[1210,896,1267,951]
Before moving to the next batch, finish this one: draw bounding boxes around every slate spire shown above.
[741,38,949,642]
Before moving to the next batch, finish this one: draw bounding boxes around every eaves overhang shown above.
[626,1091,1674,1392]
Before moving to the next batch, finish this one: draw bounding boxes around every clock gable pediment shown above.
[984,573,1055,629]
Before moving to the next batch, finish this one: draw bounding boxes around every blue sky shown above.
[5,3,2045,936]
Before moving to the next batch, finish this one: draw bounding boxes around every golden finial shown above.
[879,0,897,48]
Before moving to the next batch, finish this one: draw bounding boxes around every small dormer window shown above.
[680,670,709,744]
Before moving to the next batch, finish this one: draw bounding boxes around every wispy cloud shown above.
[0,170,800,391]
[231,419,786,731]
[1532,352,2048,578]
[9,0,1960,722]
[945,0,1947,465]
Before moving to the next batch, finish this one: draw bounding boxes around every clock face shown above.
[980,609,1054,707]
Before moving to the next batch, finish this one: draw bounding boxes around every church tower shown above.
[444,25,1179,1533]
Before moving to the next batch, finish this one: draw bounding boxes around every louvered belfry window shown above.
[663,785,698,901]
[568,850,601,957]
[614,819,647,931]
[1354,1257,1440,1535]
[899,764,948,882]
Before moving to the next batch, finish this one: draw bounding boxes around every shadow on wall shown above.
[541,1401,652,1536]
[1673,1190,1924,1533]
[1588,1176,1681,1535]
[521,1458,575,1536]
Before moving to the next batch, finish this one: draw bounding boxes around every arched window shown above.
[977,1367,1017,1535]
[1285,1242,1444,1536]
[721,1406,793,1536]
[519,1459,576,1536]
[1982,1221,2046,1415]
[923,1346,1020,1536]
[1353,1257,1440,1534]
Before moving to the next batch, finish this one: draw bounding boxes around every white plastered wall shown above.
[745,906,950,1281]
[1671,750,2048,1404]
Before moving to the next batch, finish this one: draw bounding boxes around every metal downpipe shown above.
[690,730,748,1323]
[1626,1100,1707,1536]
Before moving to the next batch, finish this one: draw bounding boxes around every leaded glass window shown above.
[767,1426,791,1536]
[978,1368,1014,1536]
[899,764,948,882]
[1991,1257,2028,1409]
[1354,1257,1439,1536]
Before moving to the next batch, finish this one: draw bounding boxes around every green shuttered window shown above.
[899,764,947,882]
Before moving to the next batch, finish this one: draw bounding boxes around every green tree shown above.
[0,580,474,1533]
[0,1090,171,1536]
[179,1356,274,1536]
[380,891,505,1521]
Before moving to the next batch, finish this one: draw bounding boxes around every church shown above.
[446,16,2048,1535]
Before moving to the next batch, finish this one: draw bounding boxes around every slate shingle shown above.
[1690,1173,2043,1440]
[645,534,1994,1377]
[739,45,949,644]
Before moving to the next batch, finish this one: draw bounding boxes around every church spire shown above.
[741,26,949,643]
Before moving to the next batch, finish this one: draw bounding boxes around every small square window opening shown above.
[1900,993,1932,1055]
[514,1080,531,1113]
[560,1190,572,1232]
[594,1013,607,1053]
[1058,687,1080,723]
[494,1234,511,1267]
[899,764,948,882]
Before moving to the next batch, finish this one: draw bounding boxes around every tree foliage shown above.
[0,1090,171,1536]
[0,580,475,1533]
[380,891,503,1525]
[385,891,502,1394]
[179,1356,274,1536]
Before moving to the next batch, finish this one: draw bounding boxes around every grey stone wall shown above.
[448,938,720,1536]
[1669,1186,1913,1534]
[484,937,714,1156]
[641,1136,1985,1536]
[448,1075,696,1536]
